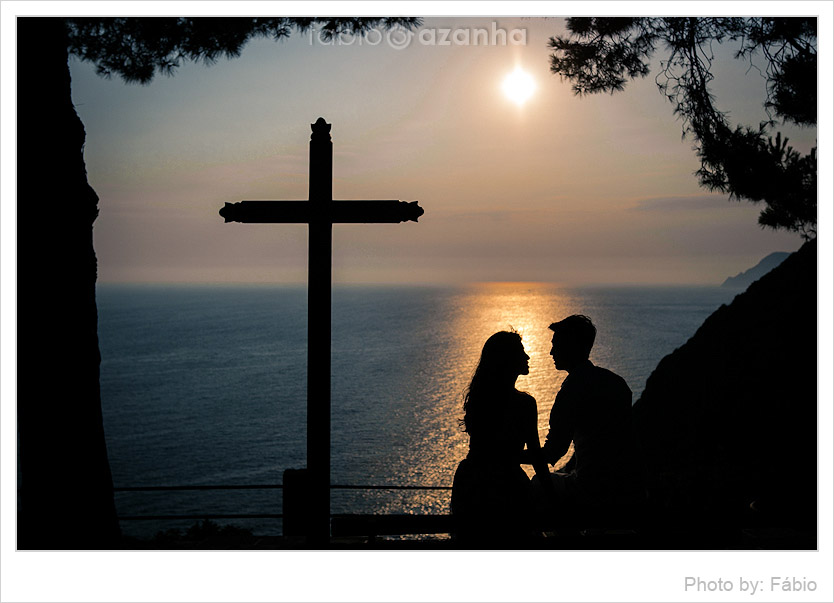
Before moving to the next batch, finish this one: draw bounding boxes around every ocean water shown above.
[97,283,737,538]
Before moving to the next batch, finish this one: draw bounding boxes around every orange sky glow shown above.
[68,17,816,285]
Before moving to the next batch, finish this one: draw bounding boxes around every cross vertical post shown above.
[219,117,423,546]
[307,119,332,544]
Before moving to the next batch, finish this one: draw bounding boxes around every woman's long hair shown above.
[460,330,523,434]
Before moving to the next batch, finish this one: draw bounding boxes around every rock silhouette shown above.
[633,240,816,543]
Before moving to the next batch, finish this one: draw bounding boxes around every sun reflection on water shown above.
[332,282,667,522]
[451,283,581,473]
[335,282,729,522]
[398,282,582,511]
[102,283,734,538]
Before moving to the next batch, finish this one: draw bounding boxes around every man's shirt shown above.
[543,359,639,495]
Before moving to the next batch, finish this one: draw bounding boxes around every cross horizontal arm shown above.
[219,200,424,224]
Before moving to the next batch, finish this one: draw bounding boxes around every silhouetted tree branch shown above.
[549,17,816,239]
[65,17,421,84]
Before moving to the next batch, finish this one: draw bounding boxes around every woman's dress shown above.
[451,390,535,543]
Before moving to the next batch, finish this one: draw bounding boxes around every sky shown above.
[66,15,819,285]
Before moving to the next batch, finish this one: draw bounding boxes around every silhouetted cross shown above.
[219,118,423,544]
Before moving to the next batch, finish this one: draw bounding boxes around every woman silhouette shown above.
[451,331,551,545]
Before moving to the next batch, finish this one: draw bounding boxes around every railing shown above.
[113,483,453,526]
[115,483,284,521]
[112,483,651,542]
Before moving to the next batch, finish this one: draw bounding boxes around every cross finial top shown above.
[311,117,332,141]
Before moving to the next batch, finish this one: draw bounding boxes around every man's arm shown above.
[518,434,566,470]
[518,396,556,497]
[519,395,544,466]
[541,428,571,466]
[540,387,575,465]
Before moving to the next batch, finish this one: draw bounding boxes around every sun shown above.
[502,67,536,106]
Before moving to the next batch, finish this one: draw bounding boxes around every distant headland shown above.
[721,252,791,288]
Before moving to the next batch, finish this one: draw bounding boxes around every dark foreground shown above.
[116,518,815,551]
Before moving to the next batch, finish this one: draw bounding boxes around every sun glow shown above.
[501,67,536,106]
[450,282,577,474]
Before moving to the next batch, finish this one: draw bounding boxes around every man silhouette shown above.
[530,315,645,516]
